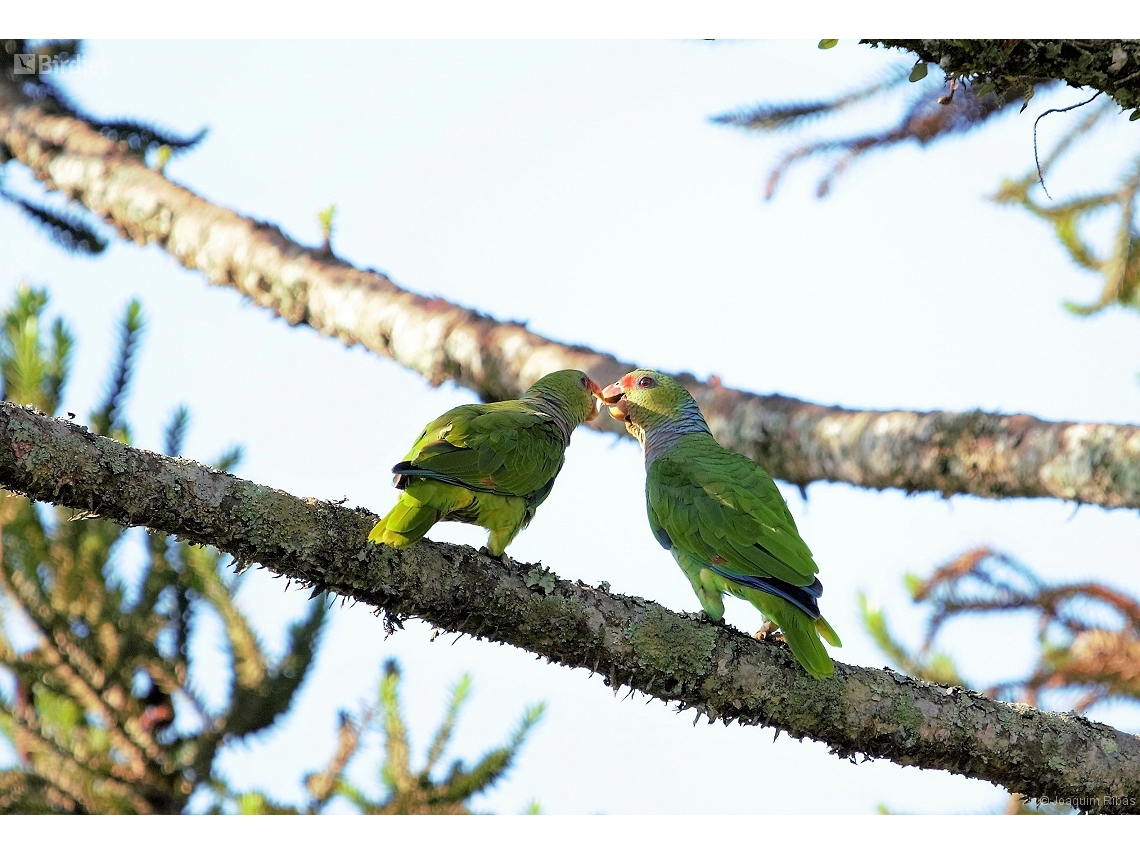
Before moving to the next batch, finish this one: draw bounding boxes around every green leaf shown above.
[909,62,928,83]
[817,39,838,50]
[318,204,336,241]
[1130,109,1140,121]
[1019,85,1035,113]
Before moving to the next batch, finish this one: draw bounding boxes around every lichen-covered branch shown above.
[4,89,1140,509]
[3,401,1140,813]
[866,40,1140,115]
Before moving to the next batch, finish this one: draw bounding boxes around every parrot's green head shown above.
[525,369,603,427]
[600,369,709,451]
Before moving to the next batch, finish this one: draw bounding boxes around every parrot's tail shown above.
[744,592,837,679]
[814,615,842,649]
[370,480,476,548]
[732,586,839,679]
[369,493,440,548]
[778,608,835,680]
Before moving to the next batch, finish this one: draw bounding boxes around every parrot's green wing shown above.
[398,401,566,501]
[642,422,839,678]
[647,435,819,588]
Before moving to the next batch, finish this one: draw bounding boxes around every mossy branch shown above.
[3,96,1140,509]
[865,41,1140,115]
[3,401,1140,813]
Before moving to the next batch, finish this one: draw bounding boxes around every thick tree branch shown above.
[866,40,1140,114]
[4,93,1140,509]
[2,401,1140,812]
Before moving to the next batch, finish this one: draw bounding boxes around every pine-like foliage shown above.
[217,659,544,815]
[862,546,1140,813]
[993,102,1140,317]
[714,60,1050,199]
[0,285,327,813]
[0,192,107,256]
[720,45,1137,320]
[712,42,1073,200]
[3,40,207,159]
[350,660,543,814]
[1,40,205,257]
[0,287,543,814]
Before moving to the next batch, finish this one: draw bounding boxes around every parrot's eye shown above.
[580,376,588,387]
[637,376,655,389]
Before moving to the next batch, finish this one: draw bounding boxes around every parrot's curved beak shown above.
[601,381,624,405]
[601,381,628,423]
[585,377,604,421]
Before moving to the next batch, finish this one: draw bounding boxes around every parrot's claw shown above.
[689,611,725,626]
[480,546,516,570]
[753,621,783,642]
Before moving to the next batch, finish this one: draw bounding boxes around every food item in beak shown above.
[608,399,629,422]
[600,380,628,421]
[601,382,625,405]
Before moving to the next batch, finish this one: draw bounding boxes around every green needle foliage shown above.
[724,53,1140,363]
[352,660,545,815]
[0,285,327,813]
[0,283,543,815]
[211,659,544,815]
[993,102,1140,317]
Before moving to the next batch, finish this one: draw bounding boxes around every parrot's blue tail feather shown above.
[709,565,822,619]
[392,461,517,497]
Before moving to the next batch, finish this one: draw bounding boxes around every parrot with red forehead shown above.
[370,369,603,557]
[602,369,841,678]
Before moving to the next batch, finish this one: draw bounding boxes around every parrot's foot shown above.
[753,620,782,642]
[479,546,516,570]
[689,611,725,626]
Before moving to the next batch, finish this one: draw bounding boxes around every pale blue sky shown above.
[2,39,1139,814]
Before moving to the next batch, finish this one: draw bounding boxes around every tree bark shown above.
[866,40,1140,113]
[2,400,1139,813]
[4,89,1140,509]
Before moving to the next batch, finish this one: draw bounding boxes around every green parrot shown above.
[602,369,842,679]
[370,369,603,557]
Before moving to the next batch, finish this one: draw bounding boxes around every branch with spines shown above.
[3,400,1140,812]
[864,40,1140,116]
[3,93,1140,510]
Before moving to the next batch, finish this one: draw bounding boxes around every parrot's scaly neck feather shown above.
[525,393,576,443]
[636,400,710,467]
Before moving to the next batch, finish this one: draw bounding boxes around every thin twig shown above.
[1034,92,1101,199]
